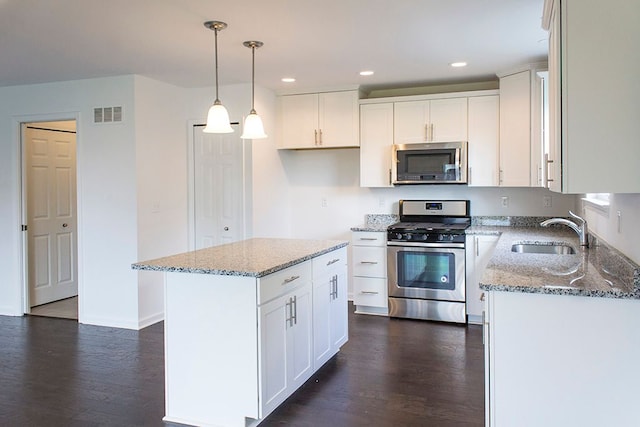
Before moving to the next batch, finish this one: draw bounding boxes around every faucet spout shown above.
[540,211,589,247]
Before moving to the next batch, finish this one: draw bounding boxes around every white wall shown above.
[580,194,640,265]
[134,75,190,327]
[279,148,578,241]
[0,76,140,326]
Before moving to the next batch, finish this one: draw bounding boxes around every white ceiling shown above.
[0,0,548,92]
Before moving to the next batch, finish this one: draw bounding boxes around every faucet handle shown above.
[568,210,586,226]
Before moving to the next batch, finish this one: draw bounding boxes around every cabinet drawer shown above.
[351,231,386,247]
[352,246,386,277]
[258,261,311,305]
[312,247,347,280]
[353,277,388,308]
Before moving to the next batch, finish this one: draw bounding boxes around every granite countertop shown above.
[351,214,398,232]
[472,226,640,299]
[132,238,348,278]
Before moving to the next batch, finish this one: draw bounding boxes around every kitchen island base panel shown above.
[164,272,260,427]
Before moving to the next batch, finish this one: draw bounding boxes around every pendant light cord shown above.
[214,27,220,104]
[250,45,256,113]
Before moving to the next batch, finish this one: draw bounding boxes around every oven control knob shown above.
[438,234,444,241]
[420,234,428,241]
[405,233,412,240]
[395,233,403,240]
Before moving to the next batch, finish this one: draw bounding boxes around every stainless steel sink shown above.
[511,243,576,255]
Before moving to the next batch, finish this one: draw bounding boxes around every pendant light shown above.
[241,41,267,139]
[203,21,233,133]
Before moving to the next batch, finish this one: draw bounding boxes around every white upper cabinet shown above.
[359,103,394,187]
[394,97,467,144]
[543,0,640,193]
[468,95,499,187]
[498,70,532,187]
[278,90,359,149]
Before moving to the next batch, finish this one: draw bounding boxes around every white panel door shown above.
[26,126,78,306]
[359,103,394,187]
[193,125,243,249]
[394,100,429,144]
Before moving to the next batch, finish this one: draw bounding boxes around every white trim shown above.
[359,89,500,105]
[12,112,81,319]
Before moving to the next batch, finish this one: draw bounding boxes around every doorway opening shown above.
[22,120,78,320]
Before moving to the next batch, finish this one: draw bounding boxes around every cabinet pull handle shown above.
[314,129,318,145]
[476,236,479,257]
[388,168,392,185]
[326,258,340,266]
[292,295,297,325]
[544,153,555,186]
[283,275,300,284]
[360,261,378,264]
[361,291,379,295]
[430,123,434,141]
[499,169,504,184]
[424,123,429,141]
[319,129,323,145]
[334,275,338,299]
[480,292,486,301]
[468,166,472,186]
[359,237,378,241]
[285,298,293,327]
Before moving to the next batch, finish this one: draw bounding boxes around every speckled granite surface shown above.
[471,226,640,299]
[132,238,348,277]
[351,214,399,232]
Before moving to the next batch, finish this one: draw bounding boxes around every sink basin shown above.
[511,243,576,255]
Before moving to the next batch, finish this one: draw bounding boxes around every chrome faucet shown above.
[541,211,589,247]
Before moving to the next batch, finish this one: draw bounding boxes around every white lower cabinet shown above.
[351,231,388,315]
[259,281,313,417]
[162,246,348,427]
[465,234,499,324]
[312,247,348,369]
[485,291,640,426]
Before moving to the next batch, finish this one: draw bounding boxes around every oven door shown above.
[387,245,465,302]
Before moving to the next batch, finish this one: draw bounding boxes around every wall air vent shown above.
[93,106,123,123]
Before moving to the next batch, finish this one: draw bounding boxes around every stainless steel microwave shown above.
[392,142,468,184]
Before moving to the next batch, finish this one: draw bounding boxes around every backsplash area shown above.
[581,193,640,265]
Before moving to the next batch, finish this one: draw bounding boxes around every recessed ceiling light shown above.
[281,77,296,83]
[359,70,374,76]
[450,62,467,68]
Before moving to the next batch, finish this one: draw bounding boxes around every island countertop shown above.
[132,238,348,278]
[470,226,640,299]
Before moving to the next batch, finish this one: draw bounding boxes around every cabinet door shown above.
[312,273,333,368]
[546,0,562,192]
[466,235,499,322]
[394,100,429,144]
[318,91,359,148]
[330,269,348,350]
[468,96,499,186]
[259,295,289,416]
[360,103,393,187]
[279,93,319,149]
[289,284,313,389]
[353,276,388,308]
[499,70,531,186]
[430,97,468,142]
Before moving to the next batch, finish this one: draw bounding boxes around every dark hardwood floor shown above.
[0,305,484,426]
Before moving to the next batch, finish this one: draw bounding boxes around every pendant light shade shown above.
[203,21,233,134]
[241,41,267,139]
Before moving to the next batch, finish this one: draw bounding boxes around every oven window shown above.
[396,251,455,290]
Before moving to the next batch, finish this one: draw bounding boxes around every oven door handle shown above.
[387,241,465,249]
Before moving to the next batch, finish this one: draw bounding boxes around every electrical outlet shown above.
[501,196,509,208]
[321,197,328,208]
[543,196,552,208]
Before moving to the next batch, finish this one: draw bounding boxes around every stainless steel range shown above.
[387,200,470,323]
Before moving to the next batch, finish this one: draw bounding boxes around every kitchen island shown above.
[133,238,349,427]
[474,227,640,427]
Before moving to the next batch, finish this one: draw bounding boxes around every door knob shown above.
[223,227,229,231]
[62,223,68,228]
